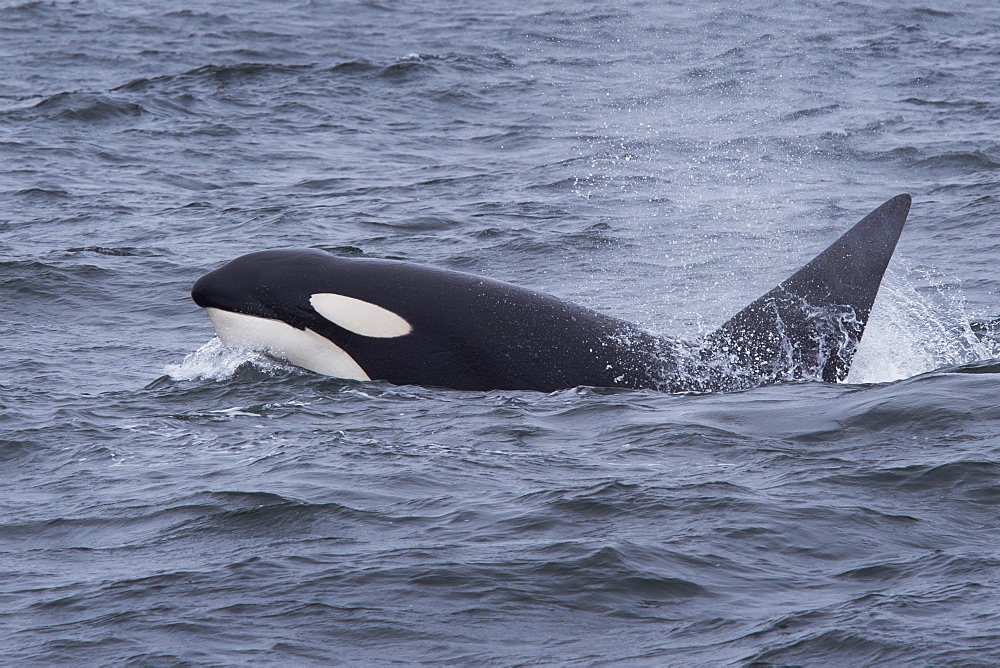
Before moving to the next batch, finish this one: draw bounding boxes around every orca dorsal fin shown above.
[704,194,911,386]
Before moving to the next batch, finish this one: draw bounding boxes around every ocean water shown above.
[3,0,1000,664]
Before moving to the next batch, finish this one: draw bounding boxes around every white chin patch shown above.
[309,293,412,338]
[205,307,371,381]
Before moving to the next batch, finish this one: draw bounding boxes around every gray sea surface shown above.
[3,0,1000,664]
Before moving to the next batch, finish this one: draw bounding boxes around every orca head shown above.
[192,249,318,326]
[191,249,413,380]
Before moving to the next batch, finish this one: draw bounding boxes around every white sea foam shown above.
[163,338,287,381]
[848,262,998,384]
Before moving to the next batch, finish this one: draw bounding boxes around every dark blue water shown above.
[3,1,1000,664]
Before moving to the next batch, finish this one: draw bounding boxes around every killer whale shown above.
[191,194,911,392]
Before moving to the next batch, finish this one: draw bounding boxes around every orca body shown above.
[191,194,911,392]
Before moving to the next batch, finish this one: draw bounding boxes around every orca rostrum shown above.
[191,194,911,392]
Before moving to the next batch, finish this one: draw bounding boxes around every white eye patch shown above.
[309,293,412,338]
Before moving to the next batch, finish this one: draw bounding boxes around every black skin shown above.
[192,195,911,393]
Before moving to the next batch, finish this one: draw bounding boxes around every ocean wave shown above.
[31,92,147,122]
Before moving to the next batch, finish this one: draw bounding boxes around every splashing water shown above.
[163,337,288,381]
[847,262,999,384]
